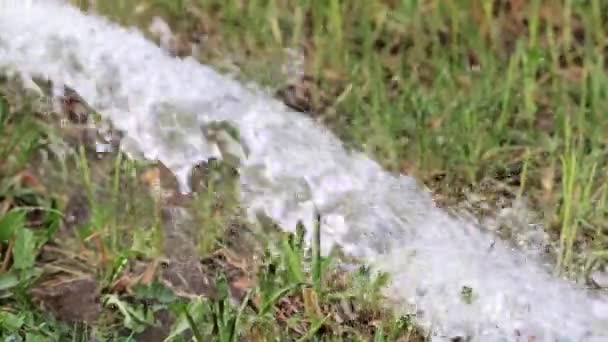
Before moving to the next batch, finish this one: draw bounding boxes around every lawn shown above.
[0,60,421,340]
[80,0,608,279]
[2,0,608,340]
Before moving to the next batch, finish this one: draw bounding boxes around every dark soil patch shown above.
[31,276,101,323]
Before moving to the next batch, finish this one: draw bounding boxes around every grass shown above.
[0,76,423,340]
[5,0,608,339]
[70,0,608,279]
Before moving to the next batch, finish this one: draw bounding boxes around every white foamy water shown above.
[1,1,608,341]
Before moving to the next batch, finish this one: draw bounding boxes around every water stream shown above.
[1,1,608,341]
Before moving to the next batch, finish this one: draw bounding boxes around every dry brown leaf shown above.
[17,169,45,193]
[110,273,135,294]
[140,259,159,286]
[302,287,322,318]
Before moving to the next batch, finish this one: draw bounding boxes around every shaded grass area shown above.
[73,0,608,279]
[0,77,423,340]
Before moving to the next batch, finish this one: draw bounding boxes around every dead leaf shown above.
[17,169,45,193]
[302,287,322,318]
[139,259,159,286]
[110,273,135,294]
[540,166,555,203]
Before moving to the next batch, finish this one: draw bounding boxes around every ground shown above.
[89,0,608,279]
[2,0,608,340]
[0,74,422,340]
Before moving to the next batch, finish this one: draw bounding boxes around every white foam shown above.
[1,1,607,340]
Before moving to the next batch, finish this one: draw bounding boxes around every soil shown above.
[31,276,101,323]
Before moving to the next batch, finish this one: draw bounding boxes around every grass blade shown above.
[312,212,322,296]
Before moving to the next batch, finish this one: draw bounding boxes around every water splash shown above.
[1,1,607,340]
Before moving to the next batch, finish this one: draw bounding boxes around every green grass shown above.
[73,0,608,278]
[0,76,423,340]
[6,0,608,338]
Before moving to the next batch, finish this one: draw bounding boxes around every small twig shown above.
[42,244,88,261]
[0,201,11,216]
[39,264,90,278]
[0,306,16,313]
[1,240,13,272]
[87,232,109,269]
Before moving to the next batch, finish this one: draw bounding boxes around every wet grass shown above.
[71,0,608,280]
[0,78,423,340]
[5,0,608,338]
